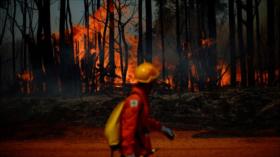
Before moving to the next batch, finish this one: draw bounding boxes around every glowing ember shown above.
[17,71,34,81]
[200,38,214,47]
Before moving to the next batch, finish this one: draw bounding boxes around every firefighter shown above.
[120,62,175,157]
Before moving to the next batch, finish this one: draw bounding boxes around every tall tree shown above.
[0,0,9,45]
[116,0,136,88]
[175,0,184,93]
[43,0,56,93]
[100,0,110,89]
[278,2,280,83]
[267,0,275,85]
[137,0,143,65]
[60,0,75,95]
[246,0,255,86]
[255,0,263,85]
[35,0,55,93]
[67,0,80,95]
[184,0,189,90]
[195,0,207,90]
[0,0,9,91]
[10,0,16,81]
[175,0,181,69]
[108,0,115,87]
[229,0,236,86]
[145,0,152,62]
[42,0,54,74]
[84,0,90,57]
[83,0,91,93]
[21,0,27,71]
[159,0,166,80]
[236,0,247,87]
[96,0,105,87]
[33,0,43,93]
[59,0,66,51]
[59,0,66,93]
[207,0,217,87]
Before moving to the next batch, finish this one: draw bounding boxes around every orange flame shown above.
[71,3,139,89]
[17,71,34,81]
[217,60,230,86]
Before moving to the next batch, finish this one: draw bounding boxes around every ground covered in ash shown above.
[0,87,279,139]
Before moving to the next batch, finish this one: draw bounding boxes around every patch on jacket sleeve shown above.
[130,100,138,107]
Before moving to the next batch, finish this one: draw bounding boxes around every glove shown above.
[126,154,136,157]
[161,126,175,140]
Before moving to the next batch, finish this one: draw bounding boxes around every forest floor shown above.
[0,87,280,156]
[0,128,279,157]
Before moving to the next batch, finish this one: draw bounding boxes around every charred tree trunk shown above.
[267,0,275,85]
[175,0,183,94]
[60,0,74,95]
[116,1,125,88]
[90,0,97,93]
[84,0,90,56]
[59,0,66,50]
[255,0,263,85]
[184,0,189,91]
[121,25,129,89]
[145,0,152,62]
[196,0,207,90]
[67,0,74,64]
[236,0,247,87]
[159,0,166,80]
[27,1,35,40]
[207,0,217,87]
[118,14,124,87]
[229,0,236,87]
[21,0,27,71]
[137,0,143,65]
[100,0,110,90]
[278,3,280,83]
[246,0,255,86]
[108,0,115,88]
[0,1,8,45]
[96,0,105,88]
[0,55,1,92]
[43,0,56,94]
[11,0,16,81]
[84,0,91,94]
[188,0,194,47]
[35,0,55,94]
[188,0,195,91]
[33,0,43,93]
[67,0,80,95]
[42,0,54,73]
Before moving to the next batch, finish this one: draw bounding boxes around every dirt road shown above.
[0,129,279,157]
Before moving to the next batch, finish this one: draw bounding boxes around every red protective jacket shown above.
[120,85,162,156]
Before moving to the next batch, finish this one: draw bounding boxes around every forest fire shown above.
[0,0,277,96]
[72,5,139,89]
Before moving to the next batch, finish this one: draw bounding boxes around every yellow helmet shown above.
[135,62,160,83]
